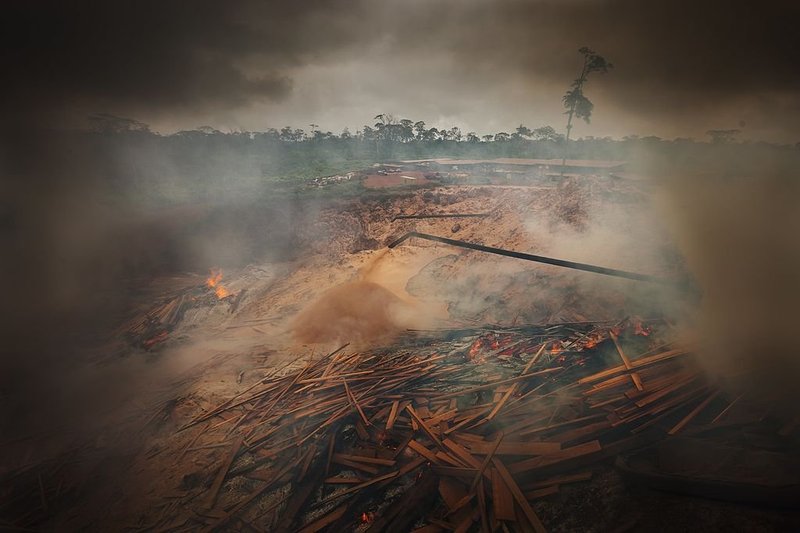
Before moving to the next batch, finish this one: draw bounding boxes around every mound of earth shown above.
[291,280,415,344]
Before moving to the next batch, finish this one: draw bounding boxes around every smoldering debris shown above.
[123,271,243,351]
[3,148,799,531]
[79,318,799,532]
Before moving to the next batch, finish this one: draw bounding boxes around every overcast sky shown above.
[3,0,799,142]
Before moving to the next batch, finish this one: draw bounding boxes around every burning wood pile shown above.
[143,317,758,532]
[124,269,246,350]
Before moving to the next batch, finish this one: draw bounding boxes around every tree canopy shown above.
[562,47,613,137]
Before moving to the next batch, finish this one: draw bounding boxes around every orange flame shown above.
[206,268,230,299]
[361,512,373,523]
[215,286,229,299]
[468,338,484,362]
[583,333,604,350]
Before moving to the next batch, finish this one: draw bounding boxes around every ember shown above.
[467,338,485,362]
[582,333,603,349]
[632,317,652,336]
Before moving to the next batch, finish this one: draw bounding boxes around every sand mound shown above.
[291,280,415,344]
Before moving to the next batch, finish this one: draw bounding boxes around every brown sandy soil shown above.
[363,170,432,188]
[5,168,689,530]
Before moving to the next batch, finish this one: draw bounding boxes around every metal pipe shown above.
[387,231,666,284]
[391,213,490,222]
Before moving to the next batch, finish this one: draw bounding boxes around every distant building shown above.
[404,158,626,176]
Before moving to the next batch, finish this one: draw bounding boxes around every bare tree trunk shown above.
[560,109,575,177]
[561,56,590,177]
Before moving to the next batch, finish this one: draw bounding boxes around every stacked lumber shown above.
[155,319,729,532]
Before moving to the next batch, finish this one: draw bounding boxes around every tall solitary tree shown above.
[561,47,612,173]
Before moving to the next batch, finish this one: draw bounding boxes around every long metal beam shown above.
[387,231,666,283]
[391,213,491,222]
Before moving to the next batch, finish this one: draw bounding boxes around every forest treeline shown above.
[19,113,799,207]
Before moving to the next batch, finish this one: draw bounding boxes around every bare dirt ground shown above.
[3,166,728,531]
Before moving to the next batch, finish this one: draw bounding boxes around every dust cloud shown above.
[291,248,446,346]
[659,166,800,396]
[291,280,413,345]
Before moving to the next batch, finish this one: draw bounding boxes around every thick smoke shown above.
[657,155,800,396]
[0,129,326,445]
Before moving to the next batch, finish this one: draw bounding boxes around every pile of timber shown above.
[151,319,743,532]
[124,285,245,350]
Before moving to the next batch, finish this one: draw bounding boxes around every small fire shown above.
[550,342,562,355]
[361,512,374,523]
[583,333,604,350]
[468,338,485,362]
[631,317,652,336]
[206,268,230,299]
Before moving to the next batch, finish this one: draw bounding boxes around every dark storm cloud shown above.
[2,0,798,138]
[389,0,800,138]
[0,0,370,126]
[443,0,800,95]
